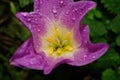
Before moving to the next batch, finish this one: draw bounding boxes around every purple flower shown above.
[10,0,109,74]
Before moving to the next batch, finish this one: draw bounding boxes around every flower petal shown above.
[16,12,48,53]
[34,0,72,19]
[67,25,109,66]
[70,43,109,66]
[80,24,90,45]
[10,38,45,70]
[59,1,96,29]
[16,12,46,33]
[43,57,71,74]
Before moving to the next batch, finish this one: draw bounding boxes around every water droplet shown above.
[92,56,96,59]
[30,58,35,64]
[27,18,31,21]
[83,29,87,32]
[52,7,57,14]
[84,55,87,58]
[38,29,40,32]
[72,8,78,13]
[83,55,87,60]
[23,15,27,17]
[53,9,57,14]
[36,9,39,12]
[72,17,76,21]
[75,8,78,10]
[22,13,27,17]
[40,1,43,4]
[60,0,64,4]
[35,18,38,21]
[72,9,75,12]
[30,12,34,15]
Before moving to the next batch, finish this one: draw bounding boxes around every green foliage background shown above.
[0,0,120,80]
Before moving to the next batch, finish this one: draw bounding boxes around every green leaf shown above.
[110,15,120,34]
[4,76,10,80]
[91,49,120,71]
[19,0,34,8]
[98,49,120,68]
[10,2,17,14]
[94,10,103,19]
[101,0,120,14]
[86,8,103,20]
[91,37,107,43]
[100,49,119,63]
[102,69,117,80]
[83,19,107,37]
[116,35,120,46]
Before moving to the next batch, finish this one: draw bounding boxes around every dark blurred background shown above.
[0,0,120,80]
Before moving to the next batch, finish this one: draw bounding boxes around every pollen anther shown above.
[54,28,60,37]
[47,36,56,43]
[56,48,62,54]
[64,45,73,51]
[49,47,54,54]
[66,32,71,40]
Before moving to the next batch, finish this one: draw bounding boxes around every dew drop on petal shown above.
[30,58,35,65]
[35,18,38,21]
[36,9,39,12]
[27,18,31,21]
[38,29,40,32]
[40,1,43,4]
[83,55,87,60]
[92,56,96,59]
[75,8,78,11]
[60,0,64,4]
[72,17,76,21]
[30,12,34,16]
[52,7,57,14]
[84,55,87,58]
[72,9,75,12]
[22,13,28,17]
[83,29,87,32]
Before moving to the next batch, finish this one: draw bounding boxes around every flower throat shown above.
[46,28,73,55]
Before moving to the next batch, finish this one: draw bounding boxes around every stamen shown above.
[47,36,56,43]
[49,47,54,54]
[66,32,71,40]
[64,45,73,51]
[56,48,62,54]
[62,40,68,46]
[54,28,60,37]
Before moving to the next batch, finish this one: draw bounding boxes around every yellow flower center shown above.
[46,28,74,55]
[40,22,79,58]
